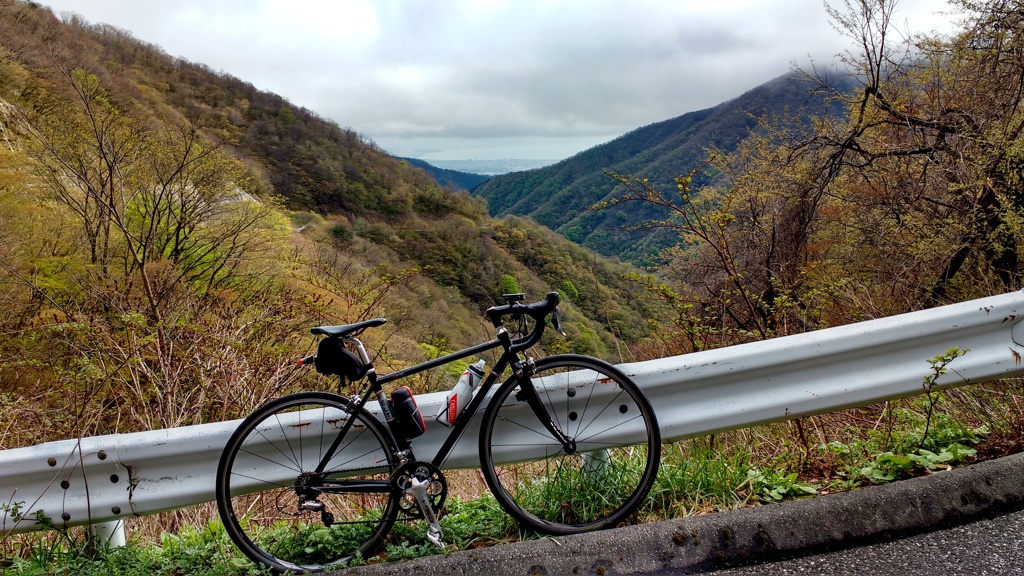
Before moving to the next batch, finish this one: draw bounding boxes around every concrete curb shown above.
[334,453,1024,575]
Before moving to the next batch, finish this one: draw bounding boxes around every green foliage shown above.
[499,274,521,295]
[490,216,651,349]
[643,442,752,516]
[418,341,474,388]
[745,468,818,502]
[155,522,267,575]
[856,444,978,483]
[250,514,379,568]
[435,497,516,547]
[558,280,579,302]
[0,2,660,406]
[0,521,268,576]
[330,223,352,243]
[276,106,295,125]
[820,398,987,485]
[919,348,969,450]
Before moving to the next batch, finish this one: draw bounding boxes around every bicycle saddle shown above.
[311,318,387,338]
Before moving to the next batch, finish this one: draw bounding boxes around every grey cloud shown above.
[40,0,954,160]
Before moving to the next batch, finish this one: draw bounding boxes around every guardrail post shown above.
[90,520,126,548]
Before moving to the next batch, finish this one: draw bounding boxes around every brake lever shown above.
[551,307,566,336]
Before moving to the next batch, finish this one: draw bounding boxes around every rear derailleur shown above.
[295,471,335,526]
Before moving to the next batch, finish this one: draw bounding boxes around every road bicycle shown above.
[215,292,660,573]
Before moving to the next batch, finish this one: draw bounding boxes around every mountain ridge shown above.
[419,158,557,176]
[472,72,855,265]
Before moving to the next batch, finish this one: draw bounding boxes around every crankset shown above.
[392,461,448,548]
[393,461,447,519]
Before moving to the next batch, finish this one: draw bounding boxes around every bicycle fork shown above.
[512,356,576,454]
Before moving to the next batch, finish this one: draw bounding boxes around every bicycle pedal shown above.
[426,528,445,549]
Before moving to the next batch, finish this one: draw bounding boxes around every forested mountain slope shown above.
[473,73,854,265]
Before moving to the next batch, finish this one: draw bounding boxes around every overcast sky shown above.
[38,0,957,161]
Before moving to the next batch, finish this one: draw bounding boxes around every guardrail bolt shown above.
[111,506,120,514]
[110,474,119,483]
[60,480,70,490]
[98,450,107,460]
[61,512,70,521]
[47,457,56,467]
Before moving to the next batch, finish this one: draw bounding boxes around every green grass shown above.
[0,521,269,576]
[640,441,753,518]
[492,448,655,527]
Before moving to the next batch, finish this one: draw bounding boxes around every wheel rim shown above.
[218,395,397,572]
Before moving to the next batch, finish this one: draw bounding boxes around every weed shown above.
[745,468,818,502]
[0,520,269,576]
[920,348,968,449]
[856,443,978,483]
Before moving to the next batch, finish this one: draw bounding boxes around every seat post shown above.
[349,337,372,367]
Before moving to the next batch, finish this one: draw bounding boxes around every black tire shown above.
[479,354,660,534]
[216,392,399,573]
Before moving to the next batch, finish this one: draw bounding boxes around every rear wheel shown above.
[479,354,660,534]
[216,392,399,573]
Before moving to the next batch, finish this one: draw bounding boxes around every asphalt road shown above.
[334,452,1024,576]
[698,507,1024,575]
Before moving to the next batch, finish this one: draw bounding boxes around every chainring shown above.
[392,461,447,519]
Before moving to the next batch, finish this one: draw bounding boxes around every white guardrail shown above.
[5,291,1024,540]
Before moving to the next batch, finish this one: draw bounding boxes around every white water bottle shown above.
[436,359,485,427]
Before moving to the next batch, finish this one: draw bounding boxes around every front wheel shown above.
[216,392,399,573]
[479,354,660,534]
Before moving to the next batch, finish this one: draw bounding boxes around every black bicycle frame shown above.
[313,297,569,483]
[380,336,508,461]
